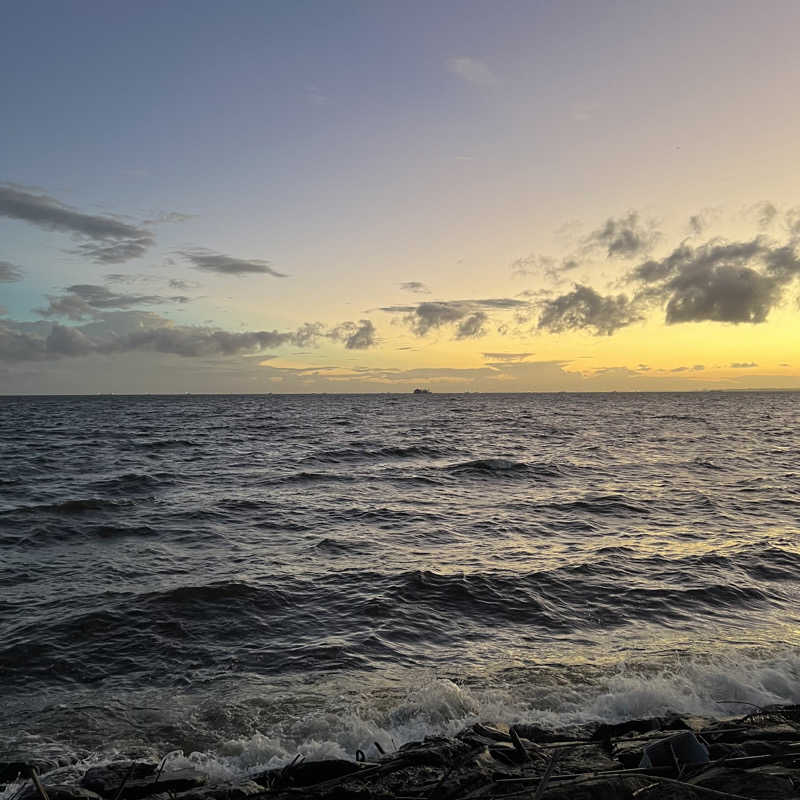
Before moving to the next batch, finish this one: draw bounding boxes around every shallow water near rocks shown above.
[1,392,799,776]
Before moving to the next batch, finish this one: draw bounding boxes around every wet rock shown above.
[253,760,365,790]
[1,758,68,782]
[395,736,478,768]
[174,780,263,800]
[691,765,800,799]
[15,784,105,800]
[550,743,620,775]
[538,775,652,800]
[80,763,157,795]
[706,741,746,760]
[81,763,206,800]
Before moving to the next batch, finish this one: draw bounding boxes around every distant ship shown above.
[412,388,431,394]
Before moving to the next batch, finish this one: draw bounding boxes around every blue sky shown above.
[2,1,800,392]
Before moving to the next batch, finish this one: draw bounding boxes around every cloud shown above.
[512,254,580,281]
[731,361,757,368]
[536,284,643,335]
[327,319,378,349]
[0,310,382,361]
[142,211,193,225]
[584,212,659,259]
[749,201,778,229]
[0,184,153,263]
[446,57,497,87]
[629,237,800,325]
[169,279,200,290]
[37,284,190,321]
[688,215,706,236]
[380,298,528,338]
[0,260,23,282]
[400,281,431,294]
[482,352,533,361]
[179,248,286,277]
[787,208,800,237]
[455,311,487,339]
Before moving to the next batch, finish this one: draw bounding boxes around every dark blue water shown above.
[1,392,799,776]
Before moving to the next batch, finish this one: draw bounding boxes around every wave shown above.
[303,444,445,464]
[1,497,136,516]
[443,458,564,479]
[5,649,800,784]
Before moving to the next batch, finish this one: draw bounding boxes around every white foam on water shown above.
[5,646,799,790]
[166,647,800,779]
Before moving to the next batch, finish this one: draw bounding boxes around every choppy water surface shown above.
[1,392,799,773]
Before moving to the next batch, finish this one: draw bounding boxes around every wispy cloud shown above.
[482,352,533,362]
[446,57,497,87]
[400,281,431,294]
[37,284,190,321]
[179,248,286,277]
[0,183,153,263]
[0,260,23,282]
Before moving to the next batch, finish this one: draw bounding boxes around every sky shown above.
[2,0,800,394]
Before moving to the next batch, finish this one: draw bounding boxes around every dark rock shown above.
[591,718,666,743]
[81,763,157,796]
[539,775,652,799]
[1,758,71,782]
[81,763,206,800]
[15,783,105,800]
[740,738,794,756]
[395,736,477,768]
[692,766,800,799]
[252,759,364,790]
[706,742,746,760]
[174,780,263,800]
[513,725,571,744]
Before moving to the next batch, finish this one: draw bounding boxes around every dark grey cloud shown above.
[0,260,23,282]
[328,319,377,349]
[179,249,286,277]
[0,184,153,263]
[731,361,757,368]
[455,311,487,339]
[628,237,800,325]
[482,352,533,361]
[380,298,528,338]
[37,284,190,321]
[400,281,430,294]
[536,284,643,336]
[584,212,659,259]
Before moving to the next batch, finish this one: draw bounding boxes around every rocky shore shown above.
[3,704,800,800]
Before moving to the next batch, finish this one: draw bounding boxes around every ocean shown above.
[1,392,799,780]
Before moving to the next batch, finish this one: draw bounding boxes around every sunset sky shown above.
[2,0,800,393]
